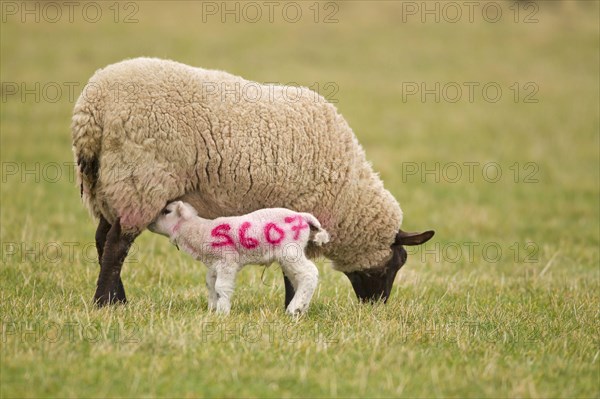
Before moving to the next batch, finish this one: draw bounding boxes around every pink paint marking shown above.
[284,215,309,240]
[238,221,259,249]
[211,223,235,248]
[264,222,285,245]
[171,220,184,235]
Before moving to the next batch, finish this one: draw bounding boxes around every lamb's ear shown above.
[175,201,194,220]
[395,229,435,246]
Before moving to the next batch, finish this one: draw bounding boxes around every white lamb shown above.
[149,201,330,315]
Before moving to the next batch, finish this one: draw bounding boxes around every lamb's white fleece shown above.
[150,201,327,314]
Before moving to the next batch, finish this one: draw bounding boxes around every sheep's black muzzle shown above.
[344,230,435,302]
[344,245,407,303]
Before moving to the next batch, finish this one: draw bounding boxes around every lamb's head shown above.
[148,201,198,237]
[345,229,434,302]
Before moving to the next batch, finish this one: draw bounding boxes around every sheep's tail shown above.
[302,213,330,246]
[71,97,103,219]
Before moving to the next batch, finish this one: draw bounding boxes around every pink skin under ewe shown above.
[149,201,330,315]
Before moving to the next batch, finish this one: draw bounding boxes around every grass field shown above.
[1,1,599,397]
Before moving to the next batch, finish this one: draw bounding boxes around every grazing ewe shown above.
[71,57,434,307]
[149,201,329,315]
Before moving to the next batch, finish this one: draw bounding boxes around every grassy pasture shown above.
[1,1,598,397]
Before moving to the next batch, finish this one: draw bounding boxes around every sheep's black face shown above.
[345,229,434,303]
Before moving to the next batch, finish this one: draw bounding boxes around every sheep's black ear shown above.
[395,229,434,246]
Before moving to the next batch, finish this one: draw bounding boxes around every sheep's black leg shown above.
[94,218,138,307]
[283,272,295,309]
[95,216,127,302]
[95,216,111,260]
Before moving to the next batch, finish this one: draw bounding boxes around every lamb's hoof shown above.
[215,304,231,315]
[286,305,307,316]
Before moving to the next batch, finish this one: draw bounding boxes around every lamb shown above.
[149,201,329,315]
[71,57,434,307]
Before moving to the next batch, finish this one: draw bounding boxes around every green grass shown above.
[1,1,599,397]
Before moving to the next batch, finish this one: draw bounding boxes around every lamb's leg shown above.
[283,272,295,309]
[213,261,239,315]
[206,267,218,311]
[281,258,319,315]
[95,215,126,302]
[93,218,138,307]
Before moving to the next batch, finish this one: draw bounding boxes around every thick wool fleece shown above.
[71,57,403,272]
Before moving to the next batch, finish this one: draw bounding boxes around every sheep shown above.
[71,57,434,307]
[149,201,329,315]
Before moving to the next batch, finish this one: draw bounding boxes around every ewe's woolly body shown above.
[72,57,403,272]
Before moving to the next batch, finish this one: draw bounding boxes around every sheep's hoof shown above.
[93,293,127,307]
